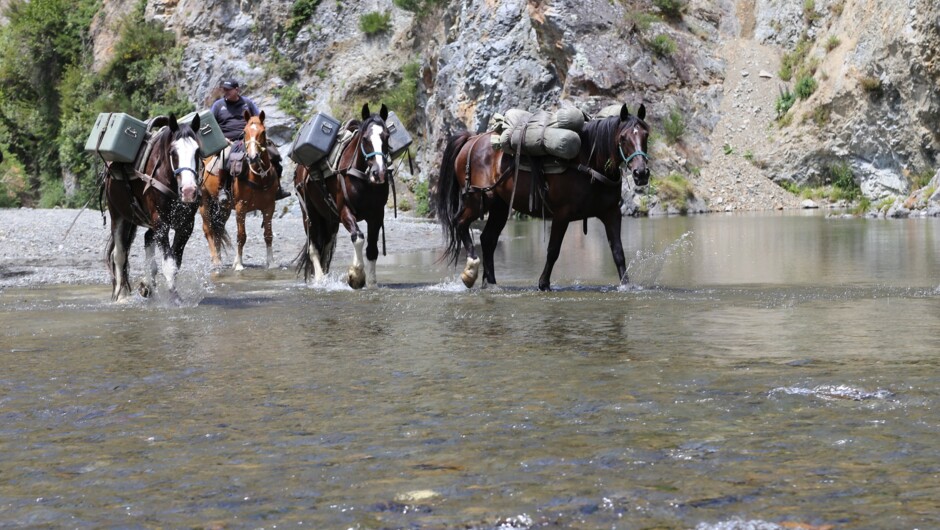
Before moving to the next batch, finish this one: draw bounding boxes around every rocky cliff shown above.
[88,0,940,213]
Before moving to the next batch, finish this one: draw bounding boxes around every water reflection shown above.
[2,212,940,528]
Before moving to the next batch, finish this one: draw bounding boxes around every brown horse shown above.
[200,110,279,270]
[436,104,651,291]
[103,113,202,301]
[294,103,391,288]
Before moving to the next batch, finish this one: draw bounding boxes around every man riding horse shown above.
[210,79,290,204]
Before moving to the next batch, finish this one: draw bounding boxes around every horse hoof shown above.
[137,282,152,298]
[460,270,478,288]
[347,268,366,289]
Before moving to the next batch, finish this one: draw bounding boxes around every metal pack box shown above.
[385,111,413,159]
[84,112,147,163]
[181,109,227,157]
[290,112,341,167]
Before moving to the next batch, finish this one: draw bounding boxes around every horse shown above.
[294,103,392,289]
[199,110,279,270]
[103,113,202,302]
[436,104,651,291]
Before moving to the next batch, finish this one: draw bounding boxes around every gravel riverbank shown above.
[0,199,442,290]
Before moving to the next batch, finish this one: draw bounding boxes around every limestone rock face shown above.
[83,0,940,210]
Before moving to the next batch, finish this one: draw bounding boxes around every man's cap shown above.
[221,79,240,90]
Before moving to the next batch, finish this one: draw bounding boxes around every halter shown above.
[620,145,649,165]
[360,138,386,161]
[244,136,273,177]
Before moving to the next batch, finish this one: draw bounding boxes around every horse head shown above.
[167,113,202,203]
[243,109,271,176]
[617,104,651,187]
[359,103,391,185]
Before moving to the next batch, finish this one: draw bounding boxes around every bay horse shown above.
[200,110,279,270]
[294,103,391,288]
[103,113,202,301]
[436,104,651,291]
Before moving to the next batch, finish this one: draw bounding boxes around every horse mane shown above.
[581,114,648,171]
[581,115,621,170]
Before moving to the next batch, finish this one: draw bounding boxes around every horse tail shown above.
[436,131,472,266]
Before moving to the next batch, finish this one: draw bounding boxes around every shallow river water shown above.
[2,212,939,529]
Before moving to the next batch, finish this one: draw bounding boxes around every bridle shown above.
[244,134,274,177]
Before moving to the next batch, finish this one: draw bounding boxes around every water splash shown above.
[770,384,894,401]
[625,231,694,287]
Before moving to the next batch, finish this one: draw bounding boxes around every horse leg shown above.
[479,198,510,287]
[538,219,571,291]
[108,218,135,301]
[141,228,160,298]
[341,209,366,289]
[455,193,483,288]
[200,202,223,268]
[601,210,629,285]
[153,223,180,301]
[262,206,275,269]
[233,206,248,271]
[364,220,383,289]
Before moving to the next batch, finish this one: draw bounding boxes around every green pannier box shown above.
[181,109,227,157]
[84,112,147,163]
[290,112,341,167]
[386,111,413,159]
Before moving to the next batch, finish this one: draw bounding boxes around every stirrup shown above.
[275,187,291,200]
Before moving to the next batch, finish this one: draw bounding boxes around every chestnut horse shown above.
[436,104,651,291]
[294,103,391,288]
[103,114,202,301]
[200,110,278,270]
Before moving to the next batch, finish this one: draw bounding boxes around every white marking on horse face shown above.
[176,137,200,203]
[369,124,385,174]
[246,123,262,156]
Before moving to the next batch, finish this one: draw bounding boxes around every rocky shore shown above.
[0,201,441,289]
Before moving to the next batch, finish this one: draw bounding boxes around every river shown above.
[1,211,938,528]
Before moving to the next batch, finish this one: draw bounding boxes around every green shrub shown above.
[359,11,391,35]
[393,0,446,16]
[663,107,685,144]
[411,179,430,217]
[624,11,661,32]
[795,75,817,99]
[274,85,306,120]
[649,34,677,57]
[828,161,860,200]
[652,173,694,212]
[652,0,686,19]
[266,49,297,81]
[859,75,882,94]
[775,86,796,118]
[825,35,840,52]
[285,0,321,41]
[380,61,421,129]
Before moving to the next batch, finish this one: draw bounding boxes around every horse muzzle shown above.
[633,167,651,188]
[179,184,199,204]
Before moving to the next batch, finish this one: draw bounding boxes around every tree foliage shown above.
[0,0,192,206]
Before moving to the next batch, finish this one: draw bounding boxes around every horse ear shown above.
[637,104,647,121]
[361,103,371,121]
[380,104,389,121]
[168,113,179,132]
[191,112,200,132]
[619,104,631,121]
[243,109,252,122]
[258,110,265,123]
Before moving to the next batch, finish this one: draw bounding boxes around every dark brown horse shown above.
[200,110,278,270]
[294,103,391,288]
[104,114,202,301]
[436,104,651,291]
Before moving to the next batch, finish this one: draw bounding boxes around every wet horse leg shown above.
[233,205,248,271]
[262,205,275,269]
[479,198,510,287]
[455,190,483,288]
[109,217,136,301]
[601,209,629,285]
[364,217,383,288]
[537,218,571,291]
[340,207,366,289]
